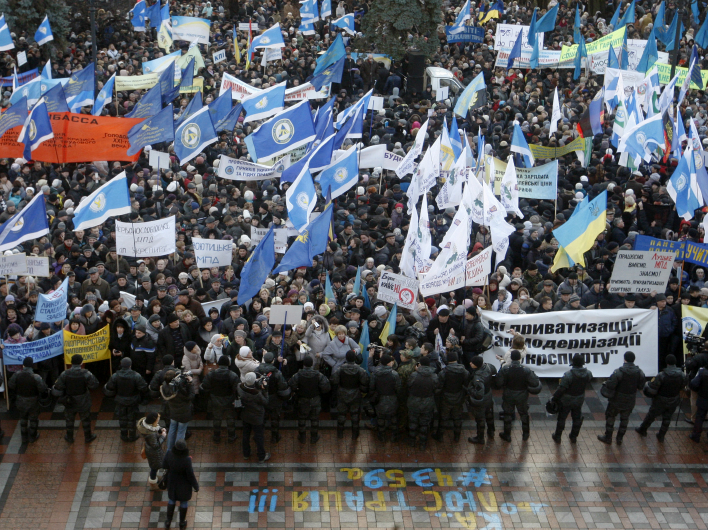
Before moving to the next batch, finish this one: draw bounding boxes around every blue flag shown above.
[353,265,361,295]
[175,90,202,127]
[692,0,701,23]
[309,133,335,172]
[131,0,147,31]
[0,193,49,252]
[617,0,636,28]
[18,97,53,161]
[237,225,275,305]
[335,88,371,138]
[453,72,486,117]
[636,27,658,73]
[313,34,346,77]
[179,57,194,89]
[208,90,232,125]
[0,97,27,138]
[159,61,179,104]
[34,15,54,46]
[535,3,558,33]
[41,60,51,80]
[248,23,285,55]
[91,73,115,116]
[272,203,334,274]
[507,30,523,69]
[72,171,132,230]
[530,36,540,69]
[300,0,319,22]
[310,56,345,91]
[147,0,162,28]
[660,12,684,50]
[656,1,666,27]
[64,63,95,111]
[242,81,286,123]
[691,44,704,89]
[607,44,619,70]
[214,103,243,133]
[669,145,701,220]
[0,14,14,51]
[126,82,163,118]
[449,117,462,160]
[697,10,708,49]
[619,113,665,162]
[286,164,317,232]
[127,103,175,156]
[35,277,69,323]
[41,82,69,113]
[332,14,355,34]
[609,3,622,29]
[280,148,316,185]
[574,4,582,45]
[619,31,629,70]
[174,105,217,164]
[317,146,359,199]
[359,321,369,372]
[244,100,316,161]
[511,122,534,167]
[321,0,332,18]
[527,8,537,46]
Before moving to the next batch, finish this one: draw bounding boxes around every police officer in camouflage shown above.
[104,357,149,442]
[289,356,331,444]
[52,354,100,443]
[369,354,402,441]
[551,354,593,444]
[432,348,469,443]
[255,352,290,443]
[407,356,439,450]
[638,354,688,442]
[598,351,646,445]
[467,354,497,444]
[495,350,542,442]
[8,357,48,444]
[330,350,370,439]
[201,356,240,443]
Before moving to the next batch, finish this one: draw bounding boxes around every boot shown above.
[377,430,385,442]
[213,431,221,444]
[227,431,237,443]
[29,432,40,443]
[522,430,530,441]
[656,430,667,443]
[552,429,562,444]
[499,424,512,442]
[468,435,485,444]
[616,432,624,445]
[148,477,159,491]
[689,433,701,443]
[271,431,281,443]
[64,431,74,443]
[635,423,648,437]
[120,430,130,442]
[310,432,320,444]
[352,426,359,439]
[337,426,345,439]
[487,426,495,438]
[165,504,176,529]
[597,431,612,445]
[127,430,139,442]
[178,506,189,529]
[85,432,97,443]
[298,432,307,444]
[453,430,461,442]
[431,427,443,441]
[569,418,583,444]
[521,421,530,441]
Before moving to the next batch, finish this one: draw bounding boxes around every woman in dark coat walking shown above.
[137,412,166,491]
[162,439,199,529]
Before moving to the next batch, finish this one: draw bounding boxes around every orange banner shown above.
[0,113,144,163]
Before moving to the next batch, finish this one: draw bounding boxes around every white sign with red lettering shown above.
[608,250,675,293]
[465,247,493,286]
[377,271,419,310]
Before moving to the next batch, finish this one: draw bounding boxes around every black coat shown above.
[162,450,199,502]
[156,323,192,368]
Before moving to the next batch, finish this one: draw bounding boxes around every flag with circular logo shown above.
[174,105,217,164]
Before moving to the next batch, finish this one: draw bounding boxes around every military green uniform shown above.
[407,365,439,449]
[201,366,240,443]
[599,362,646,444]
[289,366,331,443]
[255,362,289,442]
[104,366,149,441]
[8,366,47,443]
[330,360,369,438]
[369,364,401,441]
[551,366,593,443]
[636,365,687,441]
[433,362,469,442]
[495,360,541,441]
[52,365,100,442]
[467,362,498,443]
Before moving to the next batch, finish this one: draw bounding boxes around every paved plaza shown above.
[1,380,708,529]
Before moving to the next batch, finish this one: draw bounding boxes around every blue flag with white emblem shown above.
[332,14,355,34]
[147,0,162,28]
[321,0,332,18]
[0,14,14,51]
[72,171,132,230]
[127,82,163,118]
[317,146,359,199]
[272,202,333,274]
[244,99,315,162]
[237,225,275,305]
[668,144,701,220]
[310,56,344,91]
[34,15,54,46]
[248,23,285,55]
[91,73,115,116]
[0,193,49,252]
[214,103,242,133]
[0,97,27,139]
[41,82,69,113]
[41,60,52,79]
[286,163,317,232]
[313,33,346,77]
[131,0,147,31]
[241,81,286,123]
[18,97,53,161]
[64,63,95,111]
[174,105,217,164]
[127,103,175,156]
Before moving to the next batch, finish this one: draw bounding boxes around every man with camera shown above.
[289,356,331,444]
[160,368,195,453]
[201,356,240,444]
[254,352,290,443]
[103,357,149,442]
[52,354,100,444]
[238,372,270,463]
[330,350,369,439]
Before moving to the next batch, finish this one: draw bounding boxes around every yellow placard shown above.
[559,27,626,63]
[115,73,159,92]
[179,77,204,94]
[655,62,708,89]
[63,326,110,364]
[528,136,585,159]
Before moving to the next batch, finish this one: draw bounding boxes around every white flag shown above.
[500,156,524,218]
[549,87,561,135]
[395,119,429,178]
[435,154,466,209]
[417,194,432,271]
[419,138,441,193]
[399,205,418,278]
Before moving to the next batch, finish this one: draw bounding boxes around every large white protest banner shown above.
[251,227,288,253]
[355,145,404,171]
[480,309,658,377]
[218,154,290,181]
[26,256,49,277]
[0,254,27,276]
[192,238,233,268]
[589,41,669,74]
[116,217,176,257]
[494,25,544,54]
[465,247,493,285]
[201,298,231,315]
[377,271,420,310]
[171,16,211,45]
[603,68,649,96]
[609,250,675,293]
